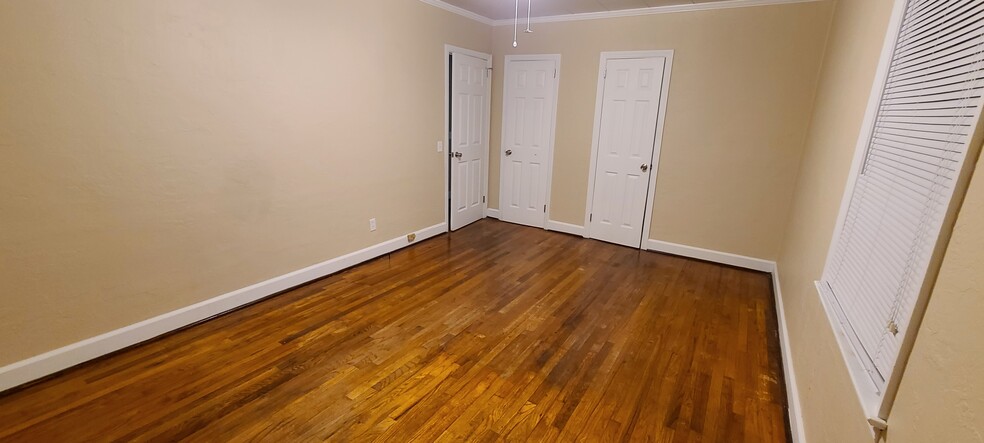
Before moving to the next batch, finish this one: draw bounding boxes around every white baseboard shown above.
[773,267,806,443]
[647,239,800,440]
[0,223,448,392]
[545,220,587,237]
[645,239,776,273]
[485,212,585,238]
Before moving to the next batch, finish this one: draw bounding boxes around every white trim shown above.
[545,220,586,237]
[644,239,804,440]
[418,0,494,25]
[498,54,562,229]
[640,238,802,439]
[641,239,802,440]
[584,50,674,249]
[815,281,883,439]
[490,0,824,26]
[444,45,492,231]
[486,208,500,219]
[816,0,940,434]
[638,52,673,251]
[0,223,447,392]
[645,239,775,273]
[419,0,823,29]
[773,268,806,443]
[482,53,491,221]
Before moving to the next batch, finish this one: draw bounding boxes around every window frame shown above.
[816,0,984,435]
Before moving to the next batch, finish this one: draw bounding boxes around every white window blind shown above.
[821,0,984,390]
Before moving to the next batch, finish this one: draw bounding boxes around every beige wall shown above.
[6,1,983,438]
[0,0,490,366]
[488,2,833,260]
[775,0,895,439]
[776,0,984,441]
[889,158,984,442]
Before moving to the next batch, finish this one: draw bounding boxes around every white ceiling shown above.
[439,0,737,21]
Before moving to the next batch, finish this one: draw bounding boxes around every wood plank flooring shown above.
[0,219,789,442]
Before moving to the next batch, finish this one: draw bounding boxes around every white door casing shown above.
[586,52,672,248]
[449,50,491,231]
[499,55,561,228]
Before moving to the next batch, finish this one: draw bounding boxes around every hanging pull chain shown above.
[525,0,533,33]
[513,0,519,47]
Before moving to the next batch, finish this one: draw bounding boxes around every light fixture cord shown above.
[513,0,519,47]
[525,0,533,33]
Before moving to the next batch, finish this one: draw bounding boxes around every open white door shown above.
[499,55,560,228]
[586,53,670,248]
[449,50,490,231]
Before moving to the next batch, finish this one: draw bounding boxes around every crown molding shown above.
[490,0,826,26]
[419,0,825,28]
[418,0,494,26]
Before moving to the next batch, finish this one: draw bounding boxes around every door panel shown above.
[450,52,489,231]
[589,57,665,248]
[500,58,559,227]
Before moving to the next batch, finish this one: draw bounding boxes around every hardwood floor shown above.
[0,219,789,442]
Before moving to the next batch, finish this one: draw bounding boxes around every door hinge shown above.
[602,70,607,79]
[487,68,492,78]
[590,213,593,222]
[554,69,557,78]
[483,196,486,203]
[543,205,547,213]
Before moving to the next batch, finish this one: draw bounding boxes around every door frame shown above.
[444,44,492,231]
[583,50,674,248]
[498,54,562,229]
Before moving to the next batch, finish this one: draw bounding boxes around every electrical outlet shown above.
[369,218,377,232]
[437,141,444,152]
[407,233,416,242]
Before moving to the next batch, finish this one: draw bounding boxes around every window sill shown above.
[814,281,887,440]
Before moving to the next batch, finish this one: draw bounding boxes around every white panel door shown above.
[500,58,559,228]
[450,52,489,231]
[588,57,665,247]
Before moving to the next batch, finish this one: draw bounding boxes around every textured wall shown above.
[488,2,833,260]
[0,0,490,366]
[776,0,984,441]
[774,0,895,440]
[888,156,984,442]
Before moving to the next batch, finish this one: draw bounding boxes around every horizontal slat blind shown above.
[823,0,984,388]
